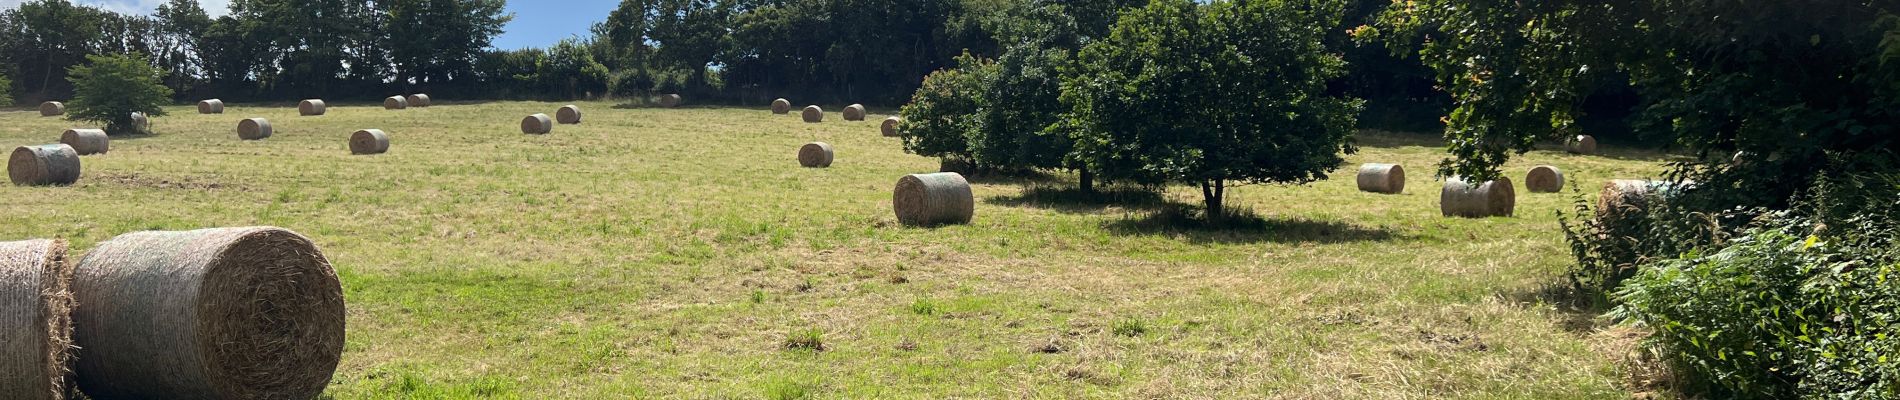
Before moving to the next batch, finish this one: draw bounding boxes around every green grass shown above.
[0,101,1675,398]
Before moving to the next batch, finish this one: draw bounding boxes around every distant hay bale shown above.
[39,102,64,117]
[237,118,272,140]
[9,145,80,186]
[0,239,75,400]
[843,104,866,121]
[1566,135,1598,155]
[298,99,326,116]
[196,99,224,114]
[72,227,345,400]
[557,105,582,124]
[1440,177,1516,218]
[660,94,682,108]
[1355,163,1405,194]
[799,142,834,168]
[802,106,824,123]
[59,129,108,155]
[893,172,974,226]
[772,98,791,114]
[383,96,407,110]
[882,116,902,137]
[1526,165,1565,193]
[350,129,389,155]
[405,94,431,107]
[522,114,553,134]
[129,112,148,134]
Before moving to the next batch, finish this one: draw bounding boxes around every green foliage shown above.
[383,0,510,87]
[0,71,11,106]
[970,2,1084,180]
[896,53,996,164]
[1062,0,1362,216]
[541,39,612,99]
[65,53,171,135]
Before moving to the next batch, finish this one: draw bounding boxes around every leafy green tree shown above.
[66,53,172,135]
[1062,0,1362,218]
[897,53,996,166]
[0,0,108,100]
[384,0,510,88]
[970,2,1091,189]
[540,38,612,99]
[154,0,212,97]
[0,71,12,106]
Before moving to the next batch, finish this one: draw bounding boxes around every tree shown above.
[970,2,1091,190]
[155,0,212,97]
[1061,0,1362,218]
[0,71,12,106]
[66,53,172,135]
[539,38,612,99]
[385,0,510,89]
[0,0,108,100]
[897,53,996,166]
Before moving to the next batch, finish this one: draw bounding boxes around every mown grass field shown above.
[0,101,1674,399]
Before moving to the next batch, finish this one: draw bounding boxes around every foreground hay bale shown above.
[59,129,108,155]
[9,145,80,186]
[772,98,791,114]
[237,118,272,140]
[298,99,326,116]
[39,102,64,117]
[129,112,148,134]
[882,116,902,137]
[0,239,75,400]
[1596,180,1695,220]
[557,105,582,124]
[522,114,553,134]
[1441,177,1516,218]
[802,106,824,123]
[893,172,974,226]
[72,227,345,400]
[1566,135,1598,155]
[196,99,224,114]
[350,129,389,155]
[383,96,408,110]
[1356,163,1405,194]
[843,104,867,121]
[660,94,682,108]
[1526,165,1565,193]
[799,142,834,168]
[405,94,431,107]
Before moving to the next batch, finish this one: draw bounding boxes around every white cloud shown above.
[0,0,231,17]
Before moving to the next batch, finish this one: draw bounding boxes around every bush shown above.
[66,53,172,135]
[0,71,11,106]
[896,53,995,167]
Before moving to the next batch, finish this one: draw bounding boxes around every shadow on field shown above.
[1105,207,1404,244]
[1356,130,1445,149]
[985,186,1167,214]
[1503,279,1617,333]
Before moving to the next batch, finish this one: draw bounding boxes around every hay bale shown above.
[772,98,792,114]
[843,104,867,121]
[1440,177,1515,218]
[196,99,224,114]
[9,145,80,186]
[894,173,974,226]
[0,239,75,400]
[129,112,148,134]
[1526,165,1565,193]
[802,106,824,123]
[660,94,682,108]
[237,118,272,140]
[350,129,389,155]
[557,105,582,124]
[39,102,64,117]
[799,142,834,168]
[1566,135,1598,155]
[405,94,431,107]
[298,99,326,116]
[882,116,902,137]
[59,129,108,155]
[71,227,345,400]
[522,114,553,134]
[383,96,408,110]
[1356,163,1405,194]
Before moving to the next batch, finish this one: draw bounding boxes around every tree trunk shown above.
[1202,180,1227,220]
[1079,168,1095,194]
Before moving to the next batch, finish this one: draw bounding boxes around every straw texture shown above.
[659,94,682,108]
[39,102,64,117]
[72,227,345,400]
[799,142,834,168]
[1566,135,1598,155]
[772,99,791,114]
[802,106,824,123]
[0,239,74,400]
[350,129,389,155]
[1355,163,1405,194]
[298,100,326,116]
[893,173,974,226]
[843,104,866,121]
[196,100,224,115]
[1526,166,1565,193]
[60,129,109,155]
[522,114,553,134]
[9,145,81,186]
[130,112,148,134]
[882,117,902,137]
[1440,177,1516,218]
[557,105,582,124]
[383,96,408,110]
[405,94,431,107]
[237,118,272,141]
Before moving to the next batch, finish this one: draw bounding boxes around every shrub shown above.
[0,71,11,106]
[66,53,172,135]
[896,53,995,168]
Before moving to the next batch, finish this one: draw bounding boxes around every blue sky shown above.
[0,0,620,50]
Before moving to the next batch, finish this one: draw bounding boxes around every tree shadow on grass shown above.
[985,186,1167,214]
[1502,277,1617,333]
[1104,206,1406,245]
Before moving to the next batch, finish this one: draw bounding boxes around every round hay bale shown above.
[9,145,80,186]
[72,227,345,400]
[60,129,109,155]
[39,102,64,117]
[843,104,867,121]
[882,116,902,137]
[196,99,224,114]
[522,114,553,135]
[894,173,974,226]
[237,118,272,141]
[659,94,682,108]
[1526,165,1566,193]
[772,98,792,114]
[129,112,149,134]
[1440,177,1516,218]
[350,129,389,155]
[1356,163,1405,194]
[556,105,582,124]
[0,239,75,400]
[405,94,431,107]
[1566,135,1598,155]
[383,96,408,110]
[298,99,326,116]
[802,106,824,123]
[799,142,834,168]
